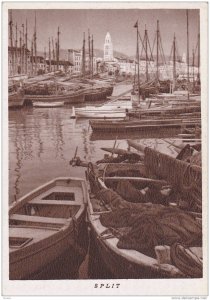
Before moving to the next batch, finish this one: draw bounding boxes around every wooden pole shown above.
[15,23,18,74]
[25,19,28,74]
[82,32,86,76]
[88,29,91,75]
[186,10,190,100]
[104,176,167,185]
[156,20,159,82]
[197,30,200,83]
[52,37,55,71]
[31,40,33,75]
[91,34,94,78]
[192,47,195,93]
[137,21,140,102]
[34,12,37,75]
[9,11,14,76]
[22,24,25,74]
[57,27,60,71]
[173,33,176,92]
[49,38,51,72]
[44,47,46,73]
[145,25,149,82]
[20,30,22,74]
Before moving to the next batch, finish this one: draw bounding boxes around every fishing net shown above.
[100,205,202,258]
[144,147,202,212]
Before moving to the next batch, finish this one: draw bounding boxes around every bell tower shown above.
[104,32,113,61]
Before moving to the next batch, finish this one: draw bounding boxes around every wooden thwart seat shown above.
[29,199,80,206]
[10,214,67,225]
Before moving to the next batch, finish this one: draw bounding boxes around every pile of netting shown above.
[88,166,202,278]
[98,190,202,257]
[144,147,202,212]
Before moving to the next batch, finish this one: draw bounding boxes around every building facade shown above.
[8,46,31,77]
[68,48,97,75]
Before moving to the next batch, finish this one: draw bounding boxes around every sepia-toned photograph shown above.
[2,1,208,297]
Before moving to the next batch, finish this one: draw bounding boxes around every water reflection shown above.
[9,104,180,203]
[13,126,23,199]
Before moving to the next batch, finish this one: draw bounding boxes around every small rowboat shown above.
[9,177,88,280]
[33,101,64,108]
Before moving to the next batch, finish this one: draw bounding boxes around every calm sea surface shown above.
[9,84,179,204]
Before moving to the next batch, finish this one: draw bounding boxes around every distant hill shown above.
[129,54,198,66]
[38,48,129,60]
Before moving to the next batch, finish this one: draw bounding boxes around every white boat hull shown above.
[76,111,126,119]
[33,101,64,108]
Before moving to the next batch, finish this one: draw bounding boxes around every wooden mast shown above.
[31,40,34,75]
[34,12,37,75]
[91,34,94,78]
[135,21,140,102]
[88,29,91,75]
[44,47,46,73]
[192,47,195,93]
[52,37,55,71]
[173,33,176,92]
[49,38,51,72]
[25,19,28,74]
[57,27,60,71]
[156,20,159,82]
[19,29,22,74]
[186,10,190,100]
[15,23,18,74]
[145,25,149,82]
[82,32,86,76]
[22,24,25,74]
[197,30,200,83]
[9,11,14,76]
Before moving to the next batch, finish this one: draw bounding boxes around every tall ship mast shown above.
[57,27,60,71]
[186,10,190,100]
[34,12,37,75]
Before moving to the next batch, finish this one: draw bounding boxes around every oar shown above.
[103,176,167,186]
[111,136,118,157]
[127,139,146,153]
[73,146,78,159]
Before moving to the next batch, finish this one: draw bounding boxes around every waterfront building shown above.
[8,46,30,77]
[45,59,74,73]
[104,32,113,61]
[68,48,97,75]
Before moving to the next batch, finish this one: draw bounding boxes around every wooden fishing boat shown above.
[90,118,201,132]
[33,101,64,108]
[9,177,88,280]
[87,164,202,279]
[9,87,25,109]
[24,90,85,105]
[84,86,113,102]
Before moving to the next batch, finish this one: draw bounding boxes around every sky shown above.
[10,9,200,58]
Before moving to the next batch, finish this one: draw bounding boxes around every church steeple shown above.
[104,32,113,61]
